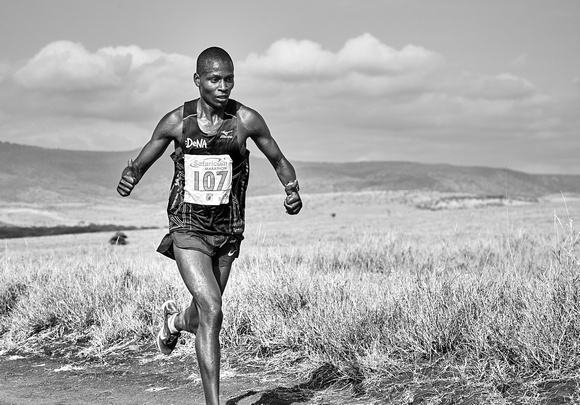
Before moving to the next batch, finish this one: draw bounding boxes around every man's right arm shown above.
[117,107,183,197]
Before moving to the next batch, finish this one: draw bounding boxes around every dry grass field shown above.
[2,191,580,403]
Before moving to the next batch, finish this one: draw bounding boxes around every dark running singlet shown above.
[157,99,250,259]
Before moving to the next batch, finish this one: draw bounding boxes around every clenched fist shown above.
[117,159,142,197]
[283,180,302,215]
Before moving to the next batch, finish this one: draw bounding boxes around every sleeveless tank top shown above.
[166,98,250,240]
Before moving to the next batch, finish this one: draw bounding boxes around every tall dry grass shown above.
[1,196,580,402]
[224,226,580,399]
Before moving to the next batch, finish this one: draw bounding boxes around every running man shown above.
[116,47,302,405]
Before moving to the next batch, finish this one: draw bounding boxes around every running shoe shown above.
[156,300,181,355]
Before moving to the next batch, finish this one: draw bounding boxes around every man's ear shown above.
[193,72,200,88]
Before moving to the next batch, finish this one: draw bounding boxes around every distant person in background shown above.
[116,47,302,405]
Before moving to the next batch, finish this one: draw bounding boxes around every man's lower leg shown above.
[175,304,199,334]
[196,312,222,405]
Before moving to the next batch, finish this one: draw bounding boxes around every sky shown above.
[0,0,579,174]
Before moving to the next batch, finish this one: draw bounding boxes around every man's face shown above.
[194,59,234,109]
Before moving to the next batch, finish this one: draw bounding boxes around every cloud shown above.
[8,41,196,122]
[231,35,578,173]
[0,41,199,151]
[239,33,443,82]
[239,38,336,80]
[235,35,553,139]
[0,35,578,173]
[337,34,443,75]
[454,72,537,100]
[5,36,545,134]
[14,41,129,91]
[13,41,192,92]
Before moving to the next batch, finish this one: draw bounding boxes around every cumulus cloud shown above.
[231,34,577,172]
[337,34,443,75]
[235,34,553,139]
[7,35,546,136]
[240,39,336,80]
[14,41,129,90]
[0,35,577,173]
[13,41,192,92]
[453,72,537,100]
[239,33,443,82]
[0,41,199,150]
[9,41,196,122]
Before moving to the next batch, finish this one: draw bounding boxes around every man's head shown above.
[194,47,234,108]
[196,47,233,75]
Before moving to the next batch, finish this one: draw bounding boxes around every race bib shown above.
[184,154,232,205]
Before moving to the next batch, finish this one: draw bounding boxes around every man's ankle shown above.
[168,313,179,334]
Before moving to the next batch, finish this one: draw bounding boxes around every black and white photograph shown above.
[1,1,580,404]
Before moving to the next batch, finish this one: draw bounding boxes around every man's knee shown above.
[199,300,224,328]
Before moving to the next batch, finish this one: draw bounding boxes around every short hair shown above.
[196,47,233,74]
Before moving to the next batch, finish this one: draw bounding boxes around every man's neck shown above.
[197,98,225,123]
[197,98,226,133]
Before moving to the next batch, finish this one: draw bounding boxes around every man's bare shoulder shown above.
[235,101,258,121]
[161,105,184,128]
[154,105,184,140]
[234,101,267,135]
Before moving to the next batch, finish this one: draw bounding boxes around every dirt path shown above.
[0,350,373,405]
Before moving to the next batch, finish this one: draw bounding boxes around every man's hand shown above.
[117,159,142,197]
[283,180,302,215]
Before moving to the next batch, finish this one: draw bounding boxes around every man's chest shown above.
[184,117,239,155]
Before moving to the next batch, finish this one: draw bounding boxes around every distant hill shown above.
[1,141,579,204]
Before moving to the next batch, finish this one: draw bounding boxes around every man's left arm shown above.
[245,109,302,215]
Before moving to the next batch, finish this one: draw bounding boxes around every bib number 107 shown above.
[184,154,232,205]
[193,170,229,191]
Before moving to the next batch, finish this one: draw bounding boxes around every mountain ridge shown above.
[1,141,579,204]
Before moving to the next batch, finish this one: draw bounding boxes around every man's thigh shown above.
[173,246,221,305]
[211,240,240,293]
[171,233,240,295]
[212,253,236,294]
